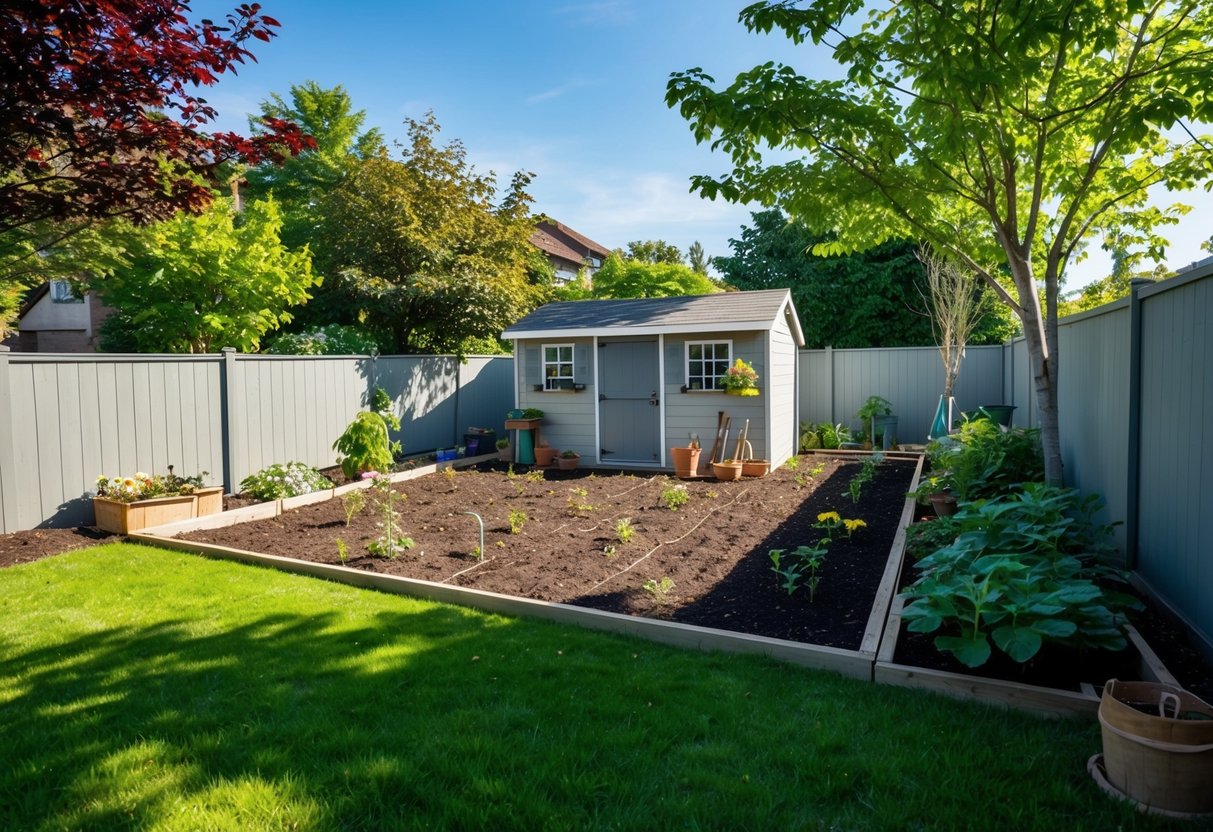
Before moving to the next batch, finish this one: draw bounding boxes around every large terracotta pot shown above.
[534,446,558,467]
[557,454,580,471]
[670,447,701,478]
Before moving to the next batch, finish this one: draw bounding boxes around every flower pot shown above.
[93,494,197,534]
[498,446,513,463]
[725,388,759,397]
[670,446,701,478]
[1097,679,1213,815]
[928,492,958,517]
[711,461,743,482]
[534,446,558,467]
[194,486,224,517]
[742,460,770,477]
[557,454,580,471]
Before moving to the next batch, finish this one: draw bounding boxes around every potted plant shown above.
[722,358,759,396]
[504,407,544,430]
[557,449,580,471]
[856,395,893,447]
[496,437,512,462]
[711,458,744,481]
[534,443,559,467]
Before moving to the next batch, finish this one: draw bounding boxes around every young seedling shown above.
[643,576,676,604]
[336,538,348,565]
[567,487,594,516]
[660,483,689,511]
[785,456,801,471]
[615,517,634,544]
[508,509,527,534]
[341,489,365,526]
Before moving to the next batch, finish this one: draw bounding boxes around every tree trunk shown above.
[1010,261,1064,486]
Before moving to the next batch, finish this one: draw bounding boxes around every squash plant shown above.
[900,484,1141,667]
[333,387,402,479]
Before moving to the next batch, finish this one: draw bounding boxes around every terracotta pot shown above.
[534,446,558,467]
[711,461,743,482]
[557,454,580,471]
[742,460,770,478]
[928,491,958,517]
[670,446,701,478]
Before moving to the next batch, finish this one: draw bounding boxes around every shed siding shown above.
[768,316,797,466]
[664,331,767,460]
[514,337,597,459]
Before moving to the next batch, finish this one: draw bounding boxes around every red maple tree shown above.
[0,0,315,236]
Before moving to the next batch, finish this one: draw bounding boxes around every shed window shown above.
[685,341,732,390]
[543,344,575,390]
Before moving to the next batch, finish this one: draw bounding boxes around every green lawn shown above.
[0,543,1175,831]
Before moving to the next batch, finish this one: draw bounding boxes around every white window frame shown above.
[685,340,732,391]
[50,279,83,304]
[542,343,575,390]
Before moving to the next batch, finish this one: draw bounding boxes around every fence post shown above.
[825,345,835,424]
[220,347,242,493]
[1124,278,1150,569]
[0,346,17,533]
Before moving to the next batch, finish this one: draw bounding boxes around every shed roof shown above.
[503,289,804,346]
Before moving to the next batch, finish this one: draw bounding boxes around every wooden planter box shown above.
[504,418,542,431]
[93,494,198,534]
[194,486,225,517]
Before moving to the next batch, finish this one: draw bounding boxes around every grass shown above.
[0,544,1174,831]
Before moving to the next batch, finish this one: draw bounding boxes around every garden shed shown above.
[501,289,805,470]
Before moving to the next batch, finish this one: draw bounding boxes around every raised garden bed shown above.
[136,454,920,679]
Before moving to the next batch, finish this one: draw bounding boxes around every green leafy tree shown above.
[687,240,710,275]
[263,324,380,355]
[244,81,386,252]
[715,209,1010,348]
[92,197,316,352]
[590,253,720,299]
[667,0,1213,484]
[625,240,685,265]
[312,114,547,354]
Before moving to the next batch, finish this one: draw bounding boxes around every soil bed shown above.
[182,457,916,650]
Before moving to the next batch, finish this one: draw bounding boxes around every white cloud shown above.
[525,79,593,105]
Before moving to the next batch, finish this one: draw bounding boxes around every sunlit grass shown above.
[0,543,1166,831]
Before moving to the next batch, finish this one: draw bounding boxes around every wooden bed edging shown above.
[858,453,925,656]
[874,594,1175,718]
[129,532,876,681]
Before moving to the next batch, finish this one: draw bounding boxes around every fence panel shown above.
[1136,273,1213,649]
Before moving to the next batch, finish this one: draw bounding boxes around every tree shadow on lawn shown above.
[566,459,916,649]
[0,553,1140,831]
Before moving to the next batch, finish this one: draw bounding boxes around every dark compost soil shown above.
[4,453,1211,702]
[180,457,915,651]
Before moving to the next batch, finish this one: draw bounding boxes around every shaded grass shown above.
[0,544,1183,831]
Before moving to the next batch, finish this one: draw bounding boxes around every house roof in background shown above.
[530,220,611,266]
[503,288,805,346]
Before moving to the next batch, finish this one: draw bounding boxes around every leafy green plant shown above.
[643,577,676,604]
[816,422,851,449]
[333,387,402,480]
[916,421,1045,504]
[239,462,332,501]
[784,456,800,471]
[769,543,828,601]
[336,538,348,565]
[856,395,893,441]
[900,485,1141,667]
[365,473,414,558]
[615,517,635,544]
[508,510,527,535]
[847,454,881,503]
[496,438,510,451]
[808,462,827,478]
[799,421,822,451]
[525,469,545,483]
[521,407,544,419]
[660,483,689,510]
[905,516,960,561]
[341,489,365,526]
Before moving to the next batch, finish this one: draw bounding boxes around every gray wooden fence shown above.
[0,349,513,533]
[2,268,1209,659]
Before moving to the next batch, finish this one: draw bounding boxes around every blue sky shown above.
[194,0,1211,289]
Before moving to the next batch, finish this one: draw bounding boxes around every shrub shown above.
[917,420,1044,502]
[264,324,379,355]
[333,387,402,480]
[240,462,332,501]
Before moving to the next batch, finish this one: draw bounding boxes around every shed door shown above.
[598,338,660,464]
